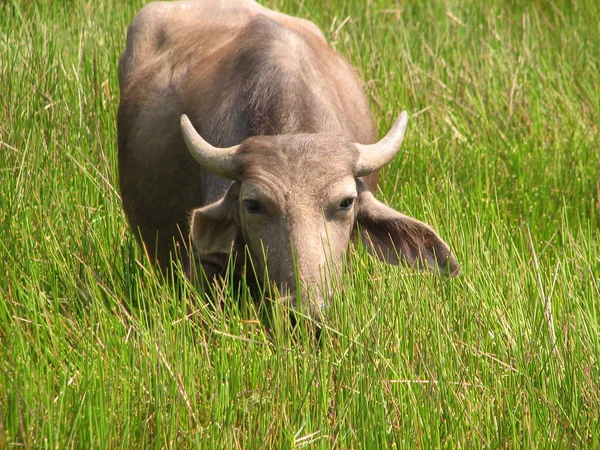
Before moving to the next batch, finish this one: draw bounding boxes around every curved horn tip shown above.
[179,113,242,180]
[399,110,408,123]
[354,110,411,176]
[180,113,204,149]
[180,113,192,128]
[392,110,409,133]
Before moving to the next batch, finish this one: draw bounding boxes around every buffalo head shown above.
[180,113,459,319]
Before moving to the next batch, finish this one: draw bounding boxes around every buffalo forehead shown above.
[239,135,356,194]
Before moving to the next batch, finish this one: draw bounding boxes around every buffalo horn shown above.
[180,114,241,180]
[354,111,409,176]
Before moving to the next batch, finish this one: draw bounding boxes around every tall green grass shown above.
[1,0,599,447]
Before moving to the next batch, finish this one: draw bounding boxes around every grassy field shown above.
[1,0,599,447]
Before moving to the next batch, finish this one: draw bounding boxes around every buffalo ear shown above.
[190,183,240,254]
[355,187,460,276]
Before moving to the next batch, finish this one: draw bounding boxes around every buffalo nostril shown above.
[283,293,325,342]
[287,308,323,343]
[282,293,324,322]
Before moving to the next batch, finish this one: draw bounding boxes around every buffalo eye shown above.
[339,197,355,210]
[243,199,262,214]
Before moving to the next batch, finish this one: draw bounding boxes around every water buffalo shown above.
[117,0,459,317]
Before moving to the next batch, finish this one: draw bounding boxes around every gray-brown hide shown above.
[118,0,459,315]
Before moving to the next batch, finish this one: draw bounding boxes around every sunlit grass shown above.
[1,0,599,447]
